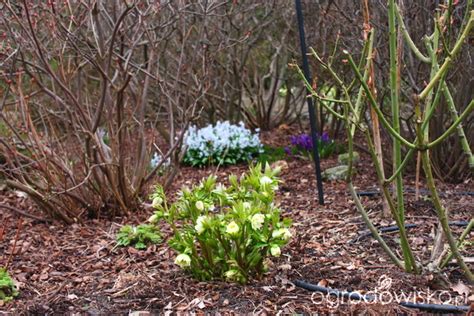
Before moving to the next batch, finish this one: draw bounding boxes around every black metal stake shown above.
[294,0,324,205]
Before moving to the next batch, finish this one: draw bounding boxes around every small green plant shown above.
[0,268,18,304]
[149,163,292,283]
[256,145,286,164]
[116,224,162,250]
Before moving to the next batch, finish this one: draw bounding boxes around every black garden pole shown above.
[294,0,324,205]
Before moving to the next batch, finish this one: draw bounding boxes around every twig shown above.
[0,204,51,223]
[5,218,22,269]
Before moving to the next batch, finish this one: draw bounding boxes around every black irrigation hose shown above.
[350,221,469,244]
[294,280,470,313]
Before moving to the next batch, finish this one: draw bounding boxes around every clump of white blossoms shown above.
[183,121,263,167]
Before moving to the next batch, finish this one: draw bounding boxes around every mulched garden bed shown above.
[1,127,473,314]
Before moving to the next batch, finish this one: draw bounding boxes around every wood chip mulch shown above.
[1,127,472,314]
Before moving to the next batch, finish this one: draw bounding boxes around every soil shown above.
[1,126,473,314]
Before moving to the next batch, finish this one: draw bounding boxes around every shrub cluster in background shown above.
[148,164,291,283]
[285,132,339,159]
[183,121,263,167]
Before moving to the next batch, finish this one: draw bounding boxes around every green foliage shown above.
[149,163,292,284]
[116,224,162,250]
[0,268,18,303]
[256,145,286,164]
[0,120,10,138]
[317,141,343,159]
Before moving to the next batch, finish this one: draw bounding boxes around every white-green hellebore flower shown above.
[195,200,205,211]
[224,269,239,280]
[214,183,226,194]
[250,213,265,230]
[243,202,251,209]
[260,176,273,186]
[226,221,240,235]
[147,213,159,224]
[195,215,207,234]
[272,228,292,240]
[270,245,281,257]
[151,197,163,208]
[174,253,191,268]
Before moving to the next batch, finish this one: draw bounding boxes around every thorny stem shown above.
[420,150,474,282]
[395,4,431,63]
[418,10,474,101]
[348,183,404,269]
[439,219,474,269]
[345,53,416,150]
[388,0,415,272]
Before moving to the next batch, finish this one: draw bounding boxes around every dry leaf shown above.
[451,281,471,296]
[271,160,289,171]
[317,279,329,287]
[67,294,78,300]
[278,264,292,271]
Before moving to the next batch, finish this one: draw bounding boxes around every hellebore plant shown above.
[149,163,292,283]
[285,132,337,159]
[183,121,263,167]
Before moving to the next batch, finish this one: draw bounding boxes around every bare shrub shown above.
[0,1,216,222]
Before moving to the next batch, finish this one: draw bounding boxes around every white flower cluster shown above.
[184,121,263,164]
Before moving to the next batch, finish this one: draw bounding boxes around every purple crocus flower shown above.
[321,131,330,143]
[290,136,298,146]
[286,131,334,159]
[289,134,312,151]
[302,134,312,151]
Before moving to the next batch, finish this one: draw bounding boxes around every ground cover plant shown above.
[115,224,162,250]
